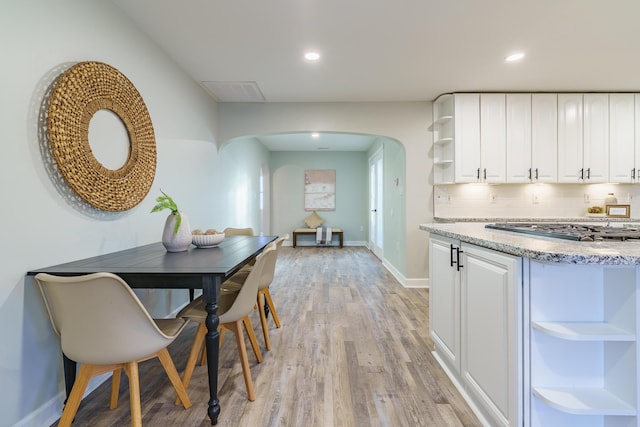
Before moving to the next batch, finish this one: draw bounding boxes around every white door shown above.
[369,148,383,258]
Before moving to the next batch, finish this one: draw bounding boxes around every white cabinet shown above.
[453,93,506,183]
[528,261,639,427]
[506,94,532,183]
[461,243,521,427]
[558,93,609,183]
[429,235,522,427]
[454,93,482,183]
[557,94,584,183]
[429,234,461,374]
[531,94,558,183]
[480,94,507,183]
[583,93,609,182]
[609,93,637,182]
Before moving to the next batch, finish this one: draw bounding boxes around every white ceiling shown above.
[112,0,640,150]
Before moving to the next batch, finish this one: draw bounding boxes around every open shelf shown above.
[434,137,453,146]
[533,387,636,416]
[532,321,635,341]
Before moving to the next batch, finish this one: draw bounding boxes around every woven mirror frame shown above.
[47,61,156,212]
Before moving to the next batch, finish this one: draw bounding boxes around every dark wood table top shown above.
[27,235,277,289]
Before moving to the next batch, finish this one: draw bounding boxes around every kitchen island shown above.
[421,222,639,427]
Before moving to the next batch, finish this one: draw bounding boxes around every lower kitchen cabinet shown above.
[429,235,461,375]
[429,235,522,427]
[461,243,522,427]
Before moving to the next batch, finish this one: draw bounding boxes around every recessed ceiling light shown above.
[311,132,320,138]
[505,52,525,62]
[304,51,321,61]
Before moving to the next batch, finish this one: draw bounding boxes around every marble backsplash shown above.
[434,183,640,220]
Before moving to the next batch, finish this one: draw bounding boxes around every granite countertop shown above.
[420,222,640,265]
[434,216,640,223]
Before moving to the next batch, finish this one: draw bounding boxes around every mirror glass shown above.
[88,109,130,170]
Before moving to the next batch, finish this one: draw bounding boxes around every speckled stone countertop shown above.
[420,222,640,265]
[434,217,640,223]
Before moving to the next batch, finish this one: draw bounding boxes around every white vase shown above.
[162,211,192,252]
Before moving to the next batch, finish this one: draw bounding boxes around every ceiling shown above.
[112,0,640,150]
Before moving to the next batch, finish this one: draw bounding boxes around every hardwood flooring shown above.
[52,247,481,427]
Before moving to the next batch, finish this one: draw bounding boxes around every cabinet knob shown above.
[580,168,584,180]
[535,168,539,180]
[528,168,532,180]
[632,168,636,180]
[587,168,591,179]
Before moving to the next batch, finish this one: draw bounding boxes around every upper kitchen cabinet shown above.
[480,94,507,183]
[453,93,482,183]
[452,93,506,183]
[506,94,558,183]
[558,93,609,183]
[609,93,636,182]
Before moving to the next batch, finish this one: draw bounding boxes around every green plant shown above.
[151,190,182,234]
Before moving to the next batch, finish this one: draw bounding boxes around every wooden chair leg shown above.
[242,316,263,362]
[124,361,142,427]
[157,348,192,409]
[176,323,206,404]
[226,319,256,401]
[58,364,94,427]
[263,288,281,328]
[109,368,122,409]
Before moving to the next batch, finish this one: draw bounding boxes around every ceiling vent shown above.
[201,81,265,102]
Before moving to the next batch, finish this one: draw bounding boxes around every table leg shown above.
[202,276,221,425]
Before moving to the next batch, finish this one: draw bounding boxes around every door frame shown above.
[369,147,383,258]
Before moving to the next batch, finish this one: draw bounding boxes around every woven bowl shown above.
[192,233,225,248]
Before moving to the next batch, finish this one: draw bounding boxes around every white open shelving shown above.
[528,262,639,426]
[432,94,455,184]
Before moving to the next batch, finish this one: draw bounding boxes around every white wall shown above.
[218,102,433,282]
[0,1,222,425]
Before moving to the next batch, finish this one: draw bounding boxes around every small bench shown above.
[293,228,343,248]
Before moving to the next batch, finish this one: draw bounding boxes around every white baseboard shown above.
[404,277,429,288]
[14,371,112,427]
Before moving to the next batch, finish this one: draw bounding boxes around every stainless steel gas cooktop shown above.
[485,223,640,242]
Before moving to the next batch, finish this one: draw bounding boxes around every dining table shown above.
[27,234,277,425]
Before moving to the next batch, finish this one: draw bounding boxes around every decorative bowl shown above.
[192,233,225,248]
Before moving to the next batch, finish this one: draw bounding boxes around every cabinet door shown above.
[557,94,584,183]
[583,93,609,182]
[481,94,506,183]
[636,94,640,181]
[454,94,481,183]
[609,94,635,183]
[461,244,521,427]
[429,236,461,374]
[531,94,558,183]
[506,94,532,183]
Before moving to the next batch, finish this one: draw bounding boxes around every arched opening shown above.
[219,131,406,271]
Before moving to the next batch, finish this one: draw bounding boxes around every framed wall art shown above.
[304,169,336,211]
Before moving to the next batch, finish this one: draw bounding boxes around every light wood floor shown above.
[52,246,481,426]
